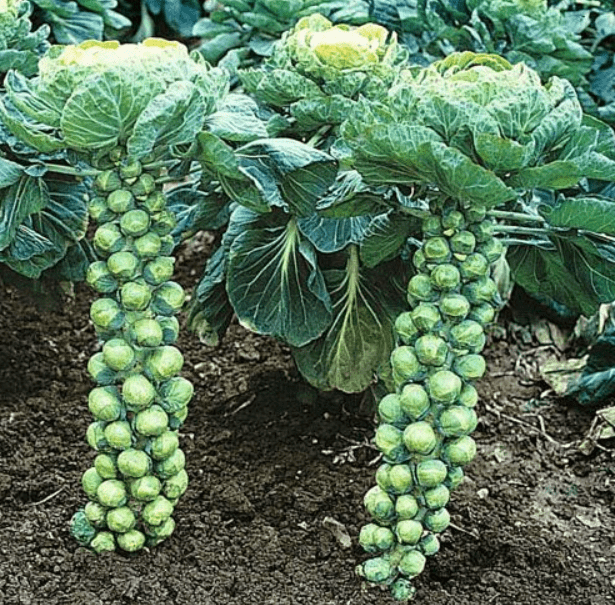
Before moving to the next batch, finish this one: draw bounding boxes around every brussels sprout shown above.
[415,334,448,367]
[422,215,442,236]
[364,486,396,523]
[439,293,471,321]
[151,431,179,461]
[360,523,395,553]
[431,264,461,290]
[395,519,423,545]
[412,248,427,271]
[450,320,485,353]
[141,190,166,214]
[88,386,122,422]
[399,384,430,420]
[358,557,395,584]
[394,312,419,345]
[150,210,176,236]
[95,170,122,193]
[154,447,185,479]
[94,453,118,479]
[478,237,504,263]
[424,484,450,509]
[443,436,477,466]
[159,234,175,256]
[146,346,184,382]
[128,318,161,348]
[86,261,119,293]
[120,281,152,311]
[403,421,438,455]
[375,424,408,463]
[158,315,180,344]
[107,251,140,280]
[163,469,188,499]
[122,374,156,411]
[375,463,394,492]
[130,474,162,501]
[132,173,156,198]
[120,209,150,237]
[411,303,441,332]
[378,393,407,427]
[419,533,440,556]
[96,479,128,508]
[87,352,117,386]
[463,277,498,306]
[82,467,104,499]
[388,464,413,494]
[454,354,486,381]
[470,221,493,243]
[104,420,133,450]
[90,531,116,553]
[469,303,496,325]
[133,232,162,258]
[398,549,426,578]
[84,501,107,528]
[450,230,476,255]
[135,404,169,437]
[423,237,450,263]
[93,223,125,257]
[106,506,136,533]
[142,257,175,286]
[168,406,188,430]
[444,465,465,489]
[88,196,115,223]
[145,516,176,547]
[120,159,142,180]
[391,346,423,386]
[106,189,135,213]
[117,529,146,552]
[103,338,135,372]
[142,495,174,526]
[395,494,419,520]
[458,384,479,408]
[423,507,451,533]
[86,422,109,452]
[390,578,416,601]
[442,209,465,232]
[465,206,487,224]
[428,370,462,404]
[459,253,489,281]
[90,298,125,332]
[151,281,185,315]
[117,448,151,478]
[407,274,436,303]
[415,459,448,488]
[159,377,193,413]
[438,406,478,437]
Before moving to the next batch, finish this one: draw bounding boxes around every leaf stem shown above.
[493,225,551,237]
[42,163,101,177]
[488,209,546,224]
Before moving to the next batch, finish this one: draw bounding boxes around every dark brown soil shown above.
[1,238,614,605]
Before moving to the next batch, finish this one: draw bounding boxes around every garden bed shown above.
[0,238,614,605]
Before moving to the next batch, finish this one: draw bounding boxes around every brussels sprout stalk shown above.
[357,202,502,600]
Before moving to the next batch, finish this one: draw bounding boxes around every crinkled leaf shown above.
[508,233,615,317]
[127,81,206,159]
[0,158,24,188]
[543,196,615,236]
[297,214,372,253]
[474,132,535,172]
[238,68,324,107]
[289,95,356,132]
[0,100,65,153]
[360,211,416,268]
[227,216,332,347]
[508,160,583,190]
[205,94,268,142]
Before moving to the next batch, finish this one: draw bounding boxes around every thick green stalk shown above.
[70,147,192,552]
[356,202,503,601]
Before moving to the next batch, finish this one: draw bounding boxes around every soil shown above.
[1,237,614,605]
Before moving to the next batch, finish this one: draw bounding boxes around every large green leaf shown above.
[543,196,615,236]
[127,81,206,159]
[205,93,268,142]
[292,251,407,392]
[508,233,615,317]
[226,215,332,347]
[0,158,24,188]
[360,211,416,268]
[297,214,372,253]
